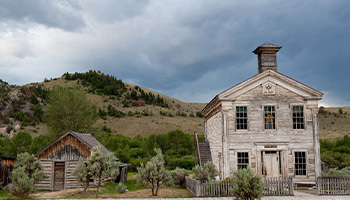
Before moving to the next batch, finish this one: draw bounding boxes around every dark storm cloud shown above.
[0,0,85,31]
[1,0,350,106]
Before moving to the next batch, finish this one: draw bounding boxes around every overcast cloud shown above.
[0,0,349,106]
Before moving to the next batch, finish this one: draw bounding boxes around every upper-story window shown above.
[264,106,275,129]
[236,106,248,130]
[292,106,304,129]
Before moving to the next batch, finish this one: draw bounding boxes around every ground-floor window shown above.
[294,151,306,176]
[237,152,249,170]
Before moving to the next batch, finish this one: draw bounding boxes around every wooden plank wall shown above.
[35,160,53,190]
[38,135,91,160]
[0,159,15,187]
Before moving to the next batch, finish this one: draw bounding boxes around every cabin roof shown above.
[35,131,118,160]
[0,156,16,160]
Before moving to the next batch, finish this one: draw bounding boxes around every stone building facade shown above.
[202,43,323,183]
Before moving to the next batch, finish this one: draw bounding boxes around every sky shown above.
[0,0,349,106]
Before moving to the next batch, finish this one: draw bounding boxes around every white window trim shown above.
[290,103,306,131]
[292,150,308,178]
[236,150,251,171]
[262,104,278,131]
[234,104,250,132]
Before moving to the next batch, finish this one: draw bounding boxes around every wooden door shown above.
[53,162,65,191]
[264,152,279,178]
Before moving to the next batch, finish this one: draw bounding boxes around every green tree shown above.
[11,132,32,156]
[30,135,51,154]
[15,152,46,190]
[72,157,91,194]
[192,161,219,182]
[88,146,119,198]
[8,166,34,198]
[46,86,98,138]
[137,148,172,196]
[229,167,263,200]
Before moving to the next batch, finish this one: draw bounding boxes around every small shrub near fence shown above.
[186,176,293,197]
[317,176,350,195]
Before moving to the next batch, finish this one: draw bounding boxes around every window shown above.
[236,106,248,130]
[292,106,304,129]
[237,152,249,170]
[294,152,306,176]
[264,106,275,129]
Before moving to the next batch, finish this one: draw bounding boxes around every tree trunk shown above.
[155,181,160,196]
[83,175,90,194]
[96,176,101,198]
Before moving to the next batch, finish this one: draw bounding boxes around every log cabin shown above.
[198,43,323,184]
[0,156,15,187]
[35,131,129,191]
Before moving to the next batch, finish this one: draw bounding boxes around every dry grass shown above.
[319,107,350,140]
[21,77,206,137]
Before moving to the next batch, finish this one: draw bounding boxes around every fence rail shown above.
[186,176,293,197]
[263,177,293,196]
[317,176,350,195]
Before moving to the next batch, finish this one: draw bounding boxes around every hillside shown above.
[0,71,206,138]
[0,71,349,140]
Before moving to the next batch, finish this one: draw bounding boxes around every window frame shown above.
[290,103,306,131]
[293,150,308,177]
[237,151,250,170]
[263,105,276,130]
[235,105,249,131]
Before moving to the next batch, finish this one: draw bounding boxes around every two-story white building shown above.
[201,43,323,183]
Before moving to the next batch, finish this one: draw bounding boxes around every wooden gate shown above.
[53,162,65,191]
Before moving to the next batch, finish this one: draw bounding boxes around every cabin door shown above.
[53,162,65,191]
[263,151,279,178]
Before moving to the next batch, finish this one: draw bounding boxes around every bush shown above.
[115,183,128,193]
[229,167,263,200]
[171,167,189,188]
[8,167,34,198]
[192,161,218,182]
[3,117,10,124]
[327,167,350,176]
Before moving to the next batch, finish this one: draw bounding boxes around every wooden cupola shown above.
[253,43,281,73]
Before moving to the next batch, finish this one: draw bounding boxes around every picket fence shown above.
[185,176,293,197]
[317,176,350,195]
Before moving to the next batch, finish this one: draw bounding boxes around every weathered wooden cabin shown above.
[0,156,15,187]
[198,43,323,184]
[35,131,129,191]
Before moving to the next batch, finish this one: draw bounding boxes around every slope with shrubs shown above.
[0,71,206,137]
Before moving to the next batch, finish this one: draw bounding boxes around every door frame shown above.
[255,142,288,178]
[53,161,66,191]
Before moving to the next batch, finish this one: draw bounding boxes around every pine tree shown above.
[137,148,172,196]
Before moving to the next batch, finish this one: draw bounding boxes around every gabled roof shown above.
[203,69,323,115]
[35,131,118,160]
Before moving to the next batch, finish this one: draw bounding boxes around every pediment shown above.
[218,70,323,100]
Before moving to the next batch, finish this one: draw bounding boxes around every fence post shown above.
[196,179,201,197]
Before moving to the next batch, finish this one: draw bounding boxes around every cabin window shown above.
[236,106,248,130]
[294,151,306,176]
[292,106,304,129]
[237,152,249,170]
[264,106,275,129]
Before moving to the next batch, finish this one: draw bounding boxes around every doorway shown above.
[53,162,65,191]
[262,151,280,178]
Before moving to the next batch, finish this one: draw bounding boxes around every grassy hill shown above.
[0,71,349,140]
[0,71,206,138]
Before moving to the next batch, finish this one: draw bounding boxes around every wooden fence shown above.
[263,177,293,196]
[317,176,350,195]
[186,176,293,197]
